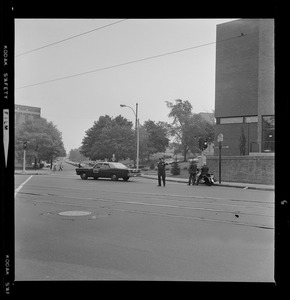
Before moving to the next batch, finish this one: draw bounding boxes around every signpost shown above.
[217,134,223,184]
[215,134,229,184]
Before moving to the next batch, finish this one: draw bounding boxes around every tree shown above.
[68,148,88,162]
[81,115,135,161]
[142,120,170,160]
[166,100,214,161]
[166,99,193,161]
[187,113,215,155]
[171,160,181,175]
[15,118,66,167]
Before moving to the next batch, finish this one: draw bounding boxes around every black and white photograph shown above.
[2,3,285,295]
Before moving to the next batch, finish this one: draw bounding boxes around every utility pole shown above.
[136,103,139,170]
[23,141,27,173]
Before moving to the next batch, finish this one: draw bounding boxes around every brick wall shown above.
[206,155,274,185]
[215,19,259,118]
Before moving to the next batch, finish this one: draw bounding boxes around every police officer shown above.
[196,164,209,185]
[157,157,167,186]
[188,159,197,185]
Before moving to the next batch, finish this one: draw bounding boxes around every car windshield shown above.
[109,163,128,169]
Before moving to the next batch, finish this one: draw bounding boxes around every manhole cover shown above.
[58,211,91,216]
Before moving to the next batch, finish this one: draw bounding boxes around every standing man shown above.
[157,157,167,187]
[188,159,197,185]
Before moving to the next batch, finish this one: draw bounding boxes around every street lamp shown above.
[120,103,139,169]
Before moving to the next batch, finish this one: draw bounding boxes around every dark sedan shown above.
[75,162,141,181]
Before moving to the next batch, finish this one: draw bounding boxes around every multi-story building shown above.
[15,104,41,128]
[214,19,274,156]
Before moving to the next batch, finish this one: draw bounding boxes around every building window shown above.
[262,115,275,152]
[220,117,243,124]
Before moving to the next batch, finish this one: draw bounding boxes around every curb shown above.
[140,174,274,191]
[15,171,53,175]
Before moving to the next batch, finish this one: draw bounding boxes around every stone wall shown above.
[206,155,274,185]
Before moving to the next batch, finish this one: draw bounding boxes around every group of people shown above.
[156,157,209,187]
[188,160,208,185]
[53,161,63,171]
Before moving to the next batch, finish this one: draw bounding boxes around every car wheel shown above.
[111,174,118,181]
[80,173,88,180]
[123,177,129,181]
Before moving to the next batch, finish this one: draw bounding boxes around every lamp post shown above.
[120,103,139,169]
[23,141,27,173]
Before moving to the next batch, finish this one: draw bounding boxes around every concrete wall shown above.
[206,155,274,185]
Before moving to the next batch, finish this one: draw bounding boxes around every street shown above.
[15,162,274,281]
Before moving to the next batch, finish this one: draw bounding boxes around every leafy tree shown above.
[68,148,88,162]
[81,115,135,161]
[166,99,193,161]
[187,114,215,155]
[15,118,66,167]
[166,100,215,160]
[142,120,170,160]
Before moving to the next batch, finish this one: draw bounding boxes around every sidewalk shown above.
[141,174,274,191]
[15,169,53,175]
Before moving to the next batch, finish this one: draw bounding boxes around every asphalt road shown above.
[15,162,274,281]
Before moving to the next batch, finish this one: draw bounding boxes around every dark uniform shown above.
[188,161,197,185]
[196,164,209,184]
[157,158,167,186]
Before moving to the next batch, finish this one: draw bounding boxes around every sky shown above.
[15,18,237,153]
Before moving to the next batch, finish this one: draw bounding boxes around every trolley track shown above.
[16,189,274,229]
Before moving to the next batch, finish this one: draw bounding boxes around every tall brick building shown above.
[214,19,274,156]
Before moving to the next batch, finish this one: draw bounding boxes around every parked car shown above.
[41,161,51,168]
[75,162,141,181]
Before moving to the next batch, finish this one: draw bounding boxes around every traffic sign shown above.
[217,133,223,142]
[214,145,229,149]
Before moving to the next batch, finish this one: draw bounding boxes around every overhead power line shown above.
[16,34,246,90]
[16,19,127,57]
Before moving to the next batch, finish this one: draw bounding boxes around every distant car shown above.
[164,158,174,165]
[75,162,141,181]
[42,162,51,168]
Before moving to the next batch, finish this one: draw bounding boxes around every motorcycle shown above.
[195,170,216,186]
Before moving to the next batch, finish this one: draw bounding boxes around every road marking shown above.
[15,175,33,197]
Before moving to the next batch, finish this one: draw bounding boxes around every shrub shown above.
[171,160,181,175]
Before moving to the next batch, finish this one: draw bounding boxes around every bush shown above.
[150,162,155,170]
[171,160,181,175]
